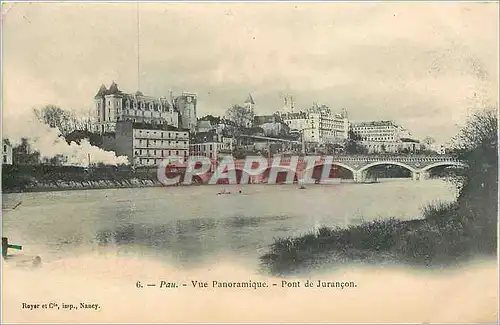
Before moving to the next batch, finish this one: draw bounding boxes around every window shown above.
[176,151,179,155]
[3,145,6,152]
[3,156,6,163]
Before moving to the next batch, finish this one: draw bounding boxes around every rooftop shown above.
[351,120,398,127]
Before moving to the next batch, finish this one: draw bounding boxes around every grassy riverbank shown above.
[260,202,486,275]
[1,164,160,193]
[261,109,498,275]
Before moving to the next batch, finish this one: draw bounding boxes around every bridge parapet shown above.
[333,155,458,163]
[232,155,456,166]
[231,155,461,176]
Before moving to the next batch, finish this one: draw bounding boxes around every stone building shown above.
[93,82,197,134]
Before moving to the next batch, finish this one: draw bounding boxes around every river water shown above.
[2,179,458,268]
[3,179,499,323]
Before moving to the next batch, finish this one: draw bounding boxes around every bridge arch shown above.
[234,168,253,184]
[304,162,356,180]
[261,166,299,184]
[358,161,416,174]
[419,161,464,172]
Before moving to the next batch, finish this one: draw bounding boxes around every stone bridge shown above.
[229,155,464,182]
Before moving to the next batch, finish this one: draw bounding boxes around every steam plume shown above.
[3,109,128,166]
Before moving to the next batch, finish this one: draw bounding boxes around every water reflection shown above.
[2,181,457,268]
[93,215,295,266]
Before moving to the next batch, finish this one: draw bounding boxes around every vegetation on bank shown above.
[1,165,159,192]
[260,109,498,275]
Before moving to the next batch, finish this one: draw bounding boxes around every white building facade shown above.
[111,121,190,167]
[361,140,424,154]
[281,105,349,144]
[189,138,233,160]
[350,120,412,142]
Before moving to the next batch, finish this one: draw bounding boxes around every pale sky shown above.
[2,2,499,144]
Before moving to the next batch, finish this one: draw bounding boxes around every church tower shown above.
[244,94,255,115]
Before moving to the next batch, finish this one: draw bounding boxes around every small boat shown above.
[364,179,379,184]
[217,189,231,195]
[5,254,42,268]
[299,185,307,190]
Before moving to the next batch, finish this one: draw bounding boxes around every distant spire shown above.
[244,94,255,105]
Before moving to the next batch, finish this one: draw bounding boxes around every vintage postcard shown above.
[1,1,499,323]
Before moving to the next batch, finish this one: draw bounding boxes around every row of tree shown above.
[33,105,92,136]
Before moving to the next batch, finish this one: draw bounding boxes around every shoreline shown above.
[2,178,426,194]
[1,177,441,194]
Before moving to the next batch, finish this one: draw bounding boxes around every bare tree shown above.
[225,104,254,142]
[423,136,436,147]
[225,105,254,129]
[33,105,76,135]
[451,108,497,252]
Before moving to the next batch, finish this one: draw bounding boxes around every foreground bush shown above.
[261,109,498,275]
[260,204,480,275]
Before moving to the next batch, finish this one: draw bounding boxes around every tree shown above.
[12,138,40,165]
[199,115,221,126]
[344,129,366,154]
[423,136,436,146]
[225,105,254,130]
[348,129,363,141]
[225,104,254,141]
[33,105,75,135]
[451,108,497,253]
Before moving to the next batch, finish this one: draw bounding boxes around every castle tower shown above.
[175,92,198,132]
[93,82,124,134]
[94,84,108,133]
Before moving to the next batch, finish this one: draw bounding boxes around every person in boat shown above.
[217,188,231,195]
